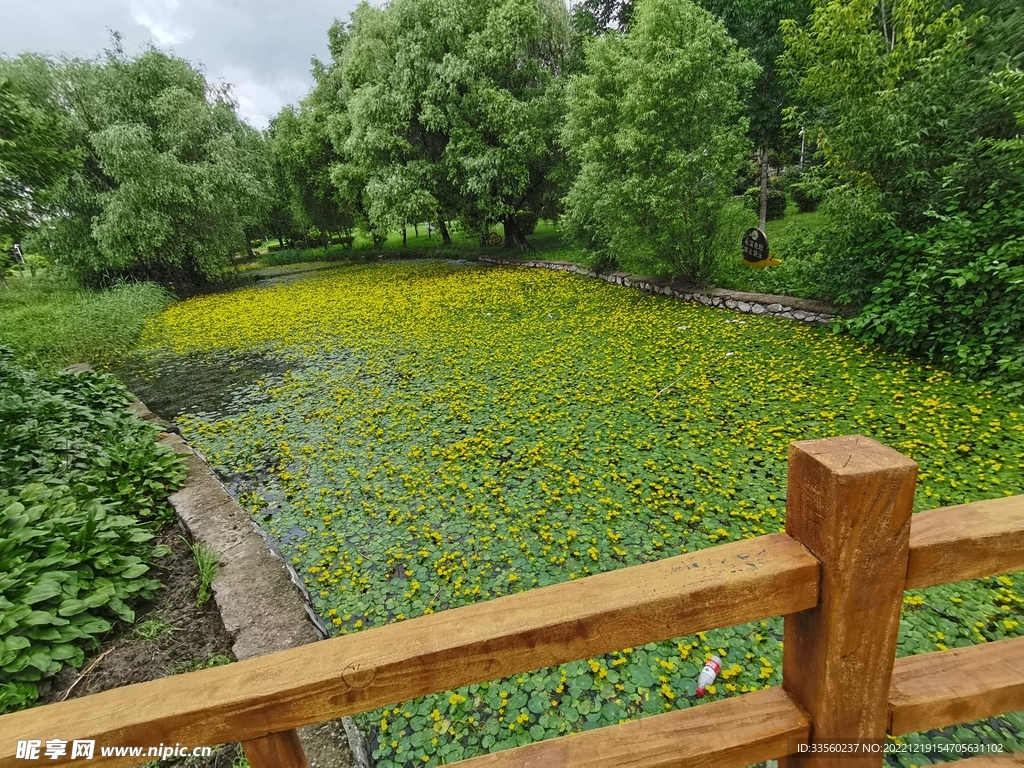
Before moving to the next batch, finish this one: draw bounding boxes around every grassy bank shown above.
[255,213,835,304]
[0,273,172,370]
[255,221,582,268]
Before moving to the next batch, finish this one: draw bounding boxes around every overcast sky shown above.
[0,0,364,129]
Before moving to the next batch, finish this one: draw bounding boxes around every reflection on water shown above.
[107,347,292,423]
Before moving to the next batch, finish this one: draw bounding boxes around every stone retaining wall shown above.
[131,393,370,768]
[478,256,851,324]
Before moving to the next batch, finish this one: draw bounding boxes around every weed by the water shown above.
[0,273,171,369]
[167,653,233,676]
[182,538,221,607]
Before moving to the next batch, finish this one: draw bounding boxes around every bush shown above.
[782,167,824,214]
[744,187,787,221]
[845,185,1024,399]
[789,183,821,213]
[513,211,539,237]
[0,353,187,711]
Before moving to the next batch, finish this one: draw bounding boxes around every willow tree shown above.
[40,47,270,289]
[326,0,573,249]
[563,0,758,283]
[0,56,76,243]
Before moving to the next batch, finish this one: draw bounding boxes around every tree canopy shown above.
[284,0,574,250]
[562,0,759,283]
[781,0,1024,387]
[0,56,76,243]
[6,46,270,289]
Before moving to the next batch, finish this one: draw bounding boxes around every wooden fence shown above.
[1,435,1022,767]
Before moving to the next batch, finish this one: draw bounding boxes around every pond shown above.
[121,260,1024,766]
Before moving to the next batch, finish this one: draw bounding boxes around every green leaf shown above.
[21,581,62,605]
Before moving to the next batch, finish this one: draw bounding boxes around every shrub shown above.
[744,187,787,221]
[845,185,1024,398]
[513,211,539,237]
[782,167,824,214]
[789,182,821,213]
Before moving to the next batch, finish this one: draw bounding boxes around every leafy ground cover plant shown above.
[0,351,187,712]
[140,262,1024,766]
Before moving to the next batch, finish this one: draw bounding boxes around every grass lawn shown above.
[135,261,1024,767]
[255,220,582,268]
[764,208,825,245]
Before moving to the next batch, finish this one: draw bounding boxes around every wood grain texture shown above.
[0,533,818,768]
[952,755,1024,767]
[243,730,310,768]
[449,688,810,768]
[780,435,919,768]
[889,636,1024,736]
[907,495,1024,590]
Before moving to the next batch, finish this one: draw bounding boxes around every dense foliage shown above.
[2,45,270,290]
[780,0,1024,392]
[0,57,76,243]
[141,262,1024,765]
[301,0,574,250]
[562,0,759,283]
[0,353,186,712]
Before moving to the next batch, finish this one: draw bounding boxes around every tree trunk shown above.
[402,226,407,247]
[414,223,419,238]
[759,146,769,234]
[504,216,533,252]
[438,219,451,246]
[504,218,516,249]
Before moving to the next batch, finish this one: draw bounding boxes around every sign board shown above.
[741,229,768,263]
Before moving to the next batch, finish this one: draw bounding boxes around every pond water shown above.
[122,259,1024,767]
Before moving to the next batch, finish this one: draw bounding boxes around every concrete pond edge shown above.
[478,255,853,323]
[132,393,372,768]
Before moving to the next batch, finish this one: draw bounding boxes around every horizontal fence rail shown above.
[450,688,811,768]
[0,435,1021,768]
[907,495,1024,590]
[0,534,818,767]
[889,636,1024,736]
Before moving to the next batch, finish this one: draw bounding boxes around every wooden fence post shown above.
[780,435,918,767]
[243,730,311,768]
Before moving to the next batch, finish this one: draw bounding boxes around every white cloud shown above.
[0,0,360,127]
[128,0,193,46]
